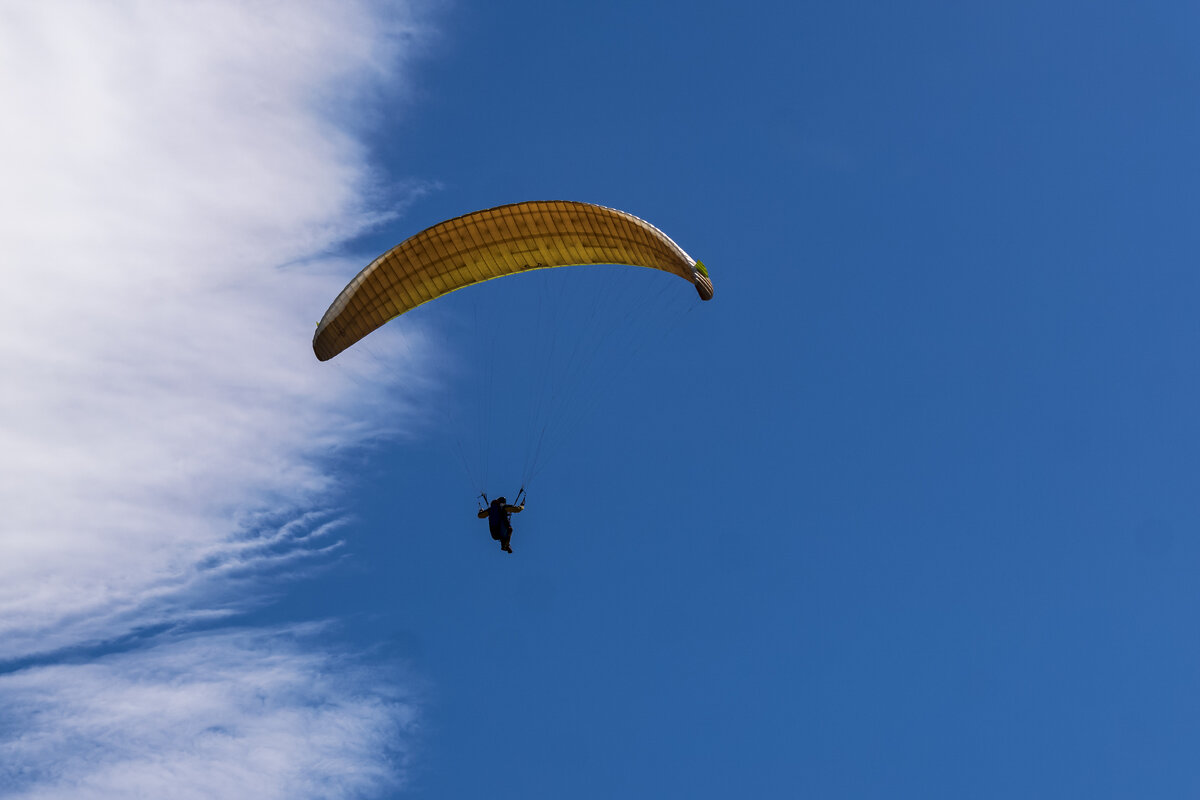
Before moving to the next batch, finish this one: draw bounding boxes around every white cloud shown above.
[0,626,420,799]
[0,1,436,795]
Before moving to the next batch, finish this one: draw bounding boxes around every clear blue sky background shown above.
[259,2,1200,796]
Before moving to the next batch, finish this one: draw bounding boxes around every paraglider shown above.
[312,201,712,361]
[477,494,524,554]
[313,201,712,553]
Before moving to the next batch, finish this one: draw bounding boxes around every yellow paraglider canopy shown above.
[313,200,711,361]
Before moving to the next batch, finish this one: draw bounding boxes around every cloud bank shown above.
[0,1,434,794]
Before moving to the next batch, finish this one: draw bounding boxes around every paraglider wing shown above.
[313,200,711,361]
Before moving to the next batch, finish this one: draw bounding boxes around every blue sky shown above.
[4,1,1200,798]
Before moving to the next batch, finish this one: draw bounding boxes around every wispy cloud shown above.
[0,1,435,794]
[0,626,420,799]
